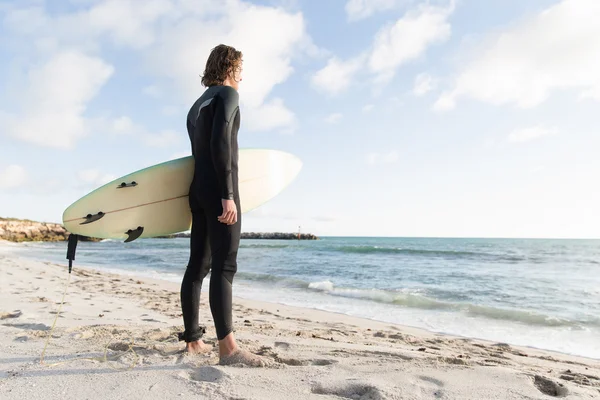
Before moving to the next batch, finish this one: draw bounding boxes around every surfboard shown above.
[62,149,302,242]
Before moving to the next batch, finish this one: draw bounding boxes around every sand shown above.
[1,240,599,399]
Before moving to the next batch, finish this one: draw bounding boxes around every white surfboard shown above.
[62,149,302,242]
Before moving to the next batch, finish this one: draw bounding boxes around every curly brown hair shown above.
[200,44,243,87]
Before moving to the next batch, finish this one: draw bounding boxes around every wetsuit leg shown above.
[180,209,212,342]
[204,197,241,340]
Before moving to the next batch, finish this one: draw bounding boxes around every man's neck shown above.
[222,78,238,90]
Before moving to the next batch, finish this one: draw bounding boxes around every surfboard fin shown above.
[124,226,144,243]
[81,212,105,225]
[117,181,138,189]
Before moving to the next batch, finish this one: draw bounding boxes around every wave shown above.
[308,280,334,291]
[235,273,594,328]
[235,272,306,288]
[335,246,484,256]
[304,281,596,328]
[239,244,291,249]
[330,245,535,262]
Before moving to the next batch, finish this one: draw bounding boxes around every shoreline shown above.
[5,239,600,363]
[2,241,600,399]
[38,262,600,364]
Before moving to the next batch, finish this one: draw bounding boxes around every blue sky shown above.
[1,0,599,238]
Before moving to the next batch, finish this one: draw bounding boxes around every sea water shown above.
[13,236,600,360]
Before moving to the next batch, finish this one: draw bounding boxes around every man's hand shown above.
[218,198,237,225]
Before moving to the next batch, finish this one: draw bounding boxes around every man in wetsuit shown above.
[180,44,266,367]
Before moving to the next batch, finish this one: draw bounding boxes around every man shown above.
[180,44,266,367]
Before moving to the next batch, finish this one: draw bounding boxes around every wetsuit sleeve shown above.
[210,87,239,200]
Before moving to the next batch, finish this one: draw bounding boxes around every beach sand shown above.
[1,239,599,399]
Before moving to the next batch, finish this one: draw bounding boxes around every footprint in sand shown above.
[254,345,334,367]
[311,359,337,366]
[276,357,336,367]
[0,310,22,319]
[533,375,569,397]
[189,367,229,383]
[274,341,290,350]
[4,322,49,331]
[437,356,470,366]
[559,369,600,388]
[476,358,512,367]
[311,381,386,400]
[418,376,444,387]
[418,375,445,398]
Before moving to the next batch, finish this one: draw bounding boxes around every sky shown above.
[0,0,599,239]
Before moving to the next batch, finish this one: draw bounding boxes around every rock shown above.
[0,217,99,242]
[156,231,319,240]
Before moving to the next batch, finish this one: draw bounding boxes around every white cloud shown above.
[143,130,182,148]
[103,116,183,146]
[0,165,27,189]
[482,137,498,149]
[0,51,114,149]
[170,150,191,160]
[312,1,454,94]
[345,0,404,21]
[3,0,171,49]
[413,72,437,96]
[2,1,169,56]
[508,126,558,143]
[242,98,296,132]
[246,206,337,222]
[310,55,365,96]
[2,6,49,37]
[3,0,316,135]
[530,165,545,174]
[143,85,162,98]
[325,113,343,124]
[85,0,173,49]
[161,105,179,116]
[368,3,453,84]
[78,169,115,186]
[144,0,313,133]
[389,96,403,107]
[362,104,375,113]
[111,116,137,135]
[435,0,600,111]
[432,91,455,111]
[366,150,399,165]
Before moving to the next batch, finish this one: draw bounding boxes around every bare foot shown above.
[219,348,269,367]
[185,340,212,354]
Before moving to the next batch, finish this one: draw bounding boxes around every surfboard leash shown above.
[39,234,140,371]
[39,233,79,364]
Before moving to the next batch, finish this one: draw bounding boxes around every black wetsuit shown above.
[180,85,241,342]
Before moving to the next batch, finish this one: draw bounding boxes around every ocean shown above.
[11,236,600,360]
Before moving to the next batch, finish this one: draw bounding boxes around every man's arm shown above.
[210,87,239,200]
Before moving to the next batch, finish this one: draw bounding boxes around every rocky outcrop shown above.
[0,218,99,242]
[0,218,68,242]
[241,232,318,240]
[157,232,319,240]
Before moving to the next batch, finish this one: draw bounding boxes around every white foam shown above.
[308,280,334,292]
[233,281,600,360]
